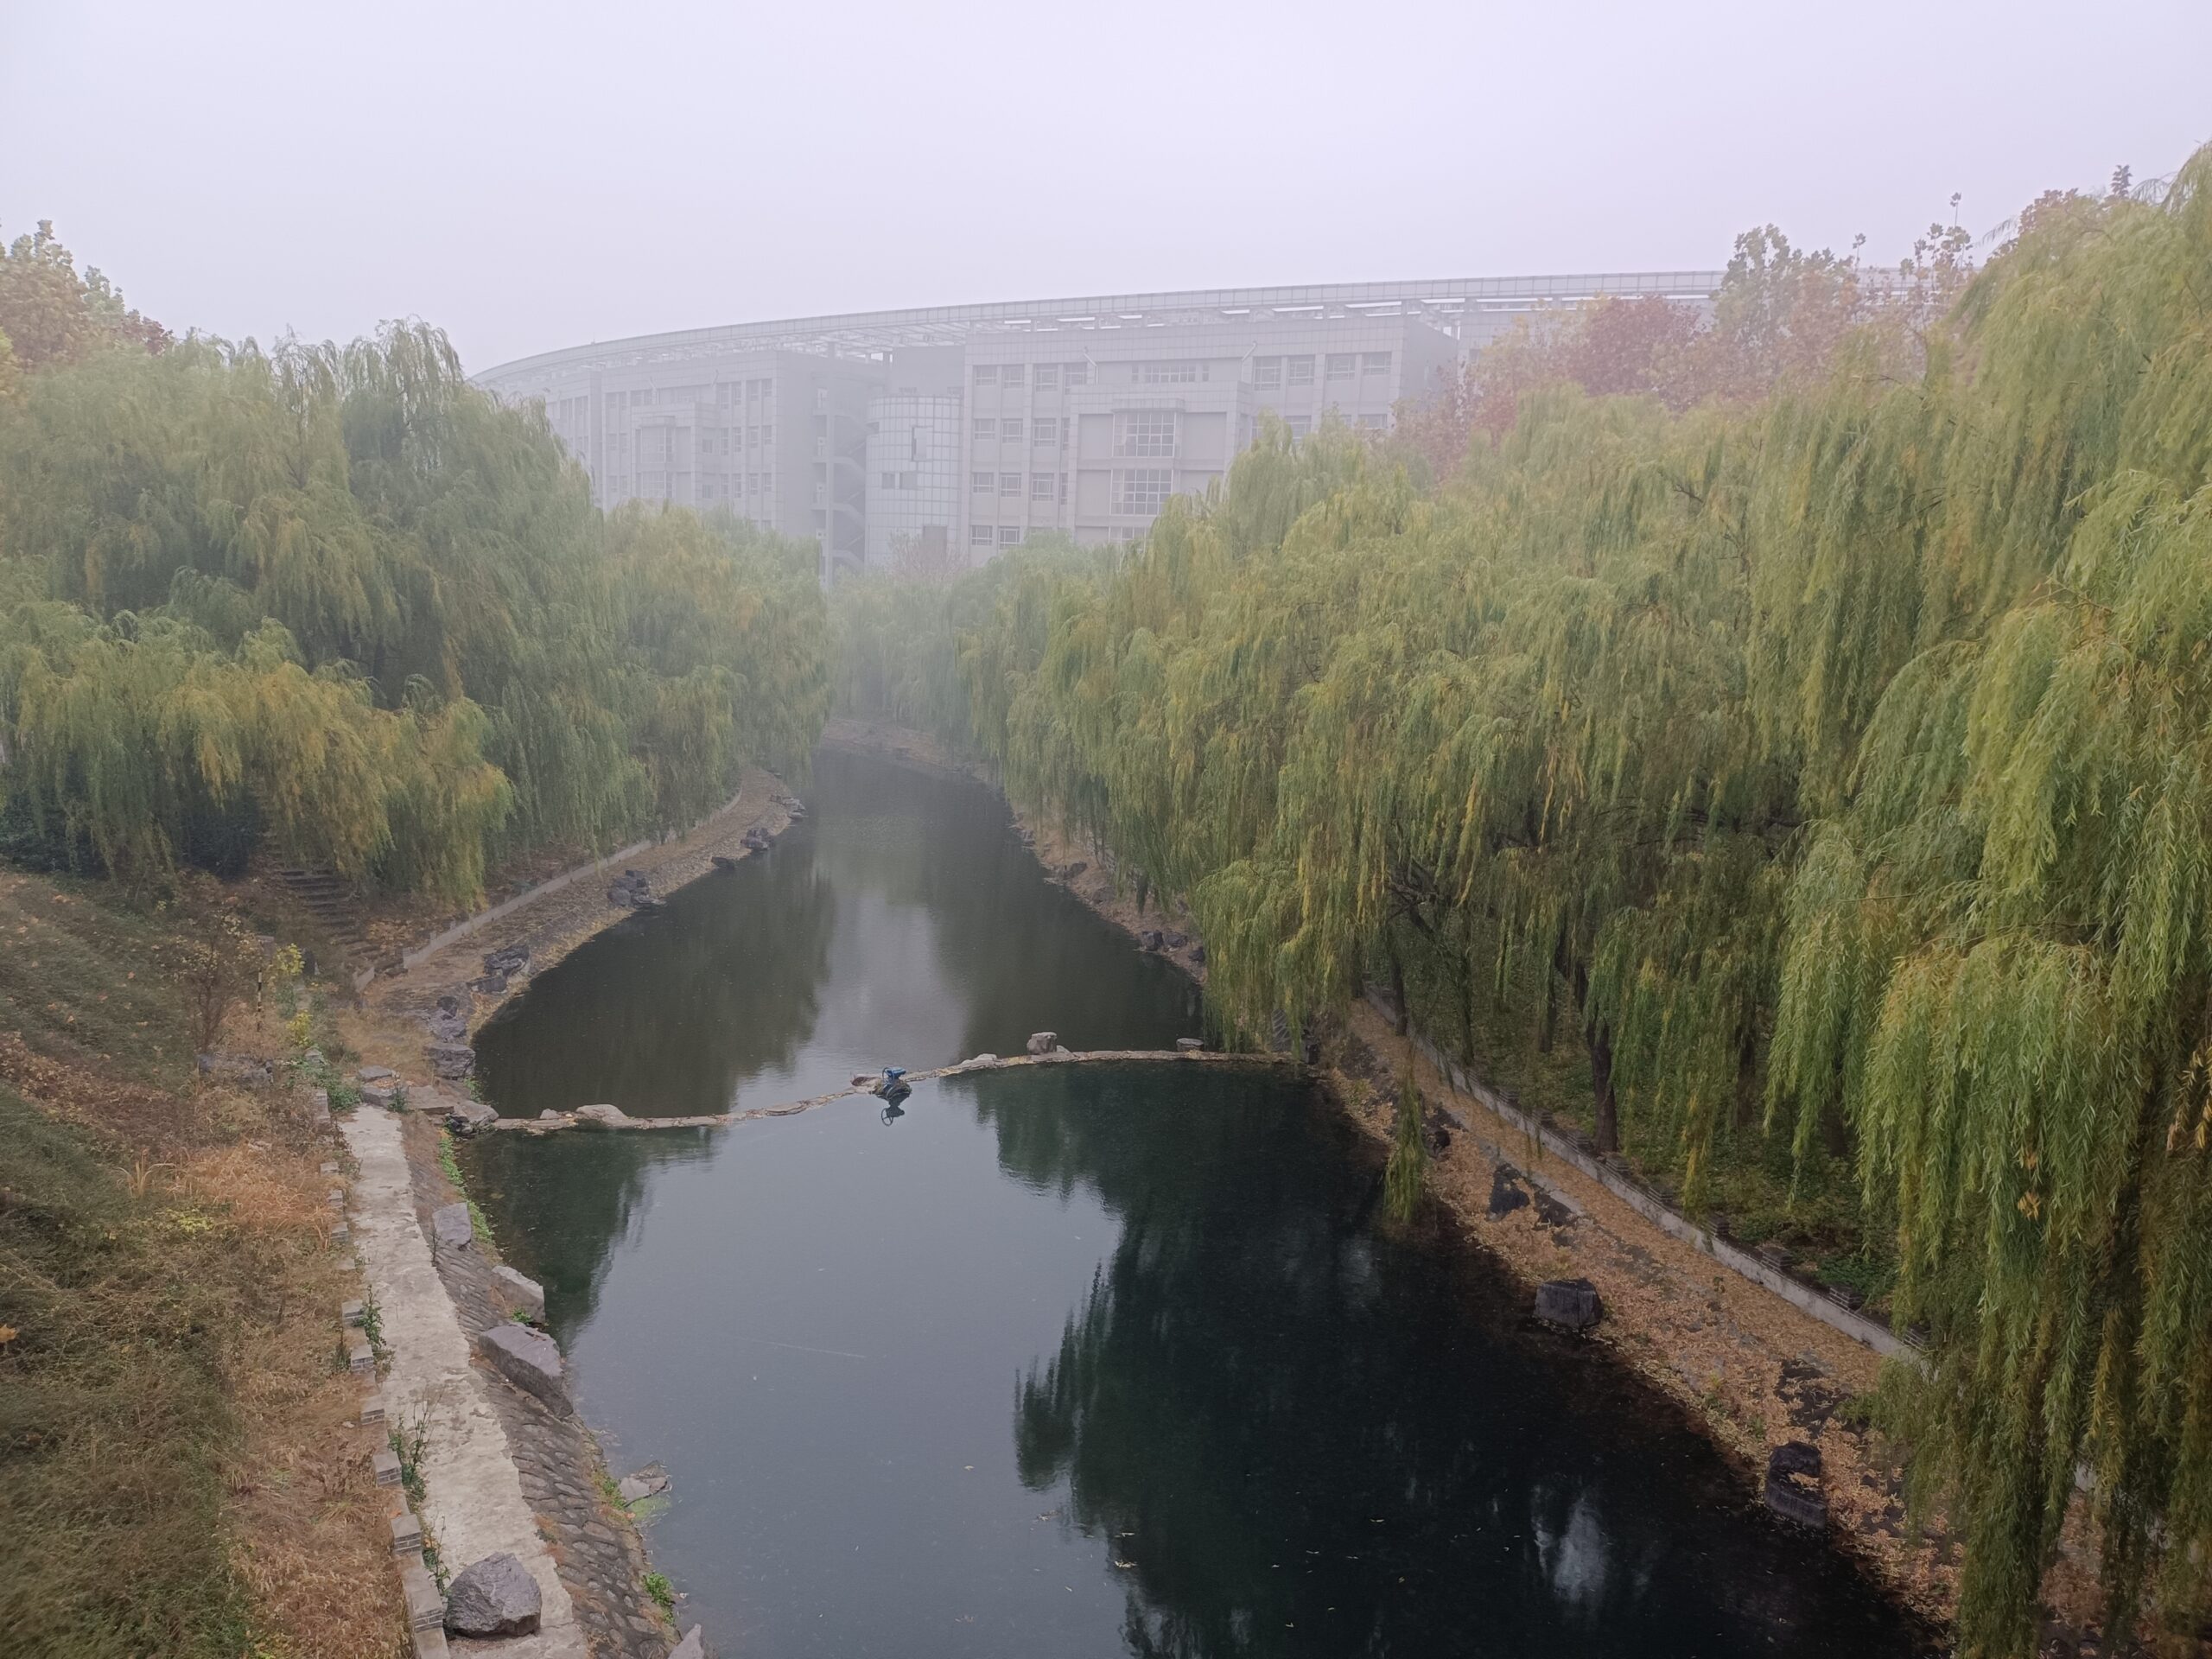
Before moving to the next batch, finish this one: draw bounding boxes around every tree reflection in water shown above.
[982,1065,1929,1658]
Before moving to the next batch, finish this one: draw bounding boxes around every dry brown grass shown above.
[0,873,403,1657]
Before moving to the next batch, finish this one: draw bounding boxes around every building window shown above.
[970,524,995,546]
[1364,352,1392,376]
[974,365,998,387]
[1001,416,1022,443]
[1325,353,1357,382]
[1359,413,1388,431]
[1254,357,1281,390]
[1034,364,1060,389]
[1287,356,1313,386]
[1033,416,1058,445]
[999,472,1020,496]
[1287,416,1311,438]
[1137,361,1202,384]
[761,424,773,446]
[899,471,917,489]
[998,526,1021,545]
[631,389,652,406]
[1114,468,1173,516]
[973,417,996,440]
[1065,360,1090,386]
[1031,472,1054,500]
[881,471,900,489]
[972,471,994,493]
[1115,409,1177,458]
[815,387,829,412]
[1002,364,1026,389]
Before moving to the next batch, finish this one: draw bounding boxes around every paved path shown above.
[486,1048,1293,1134]
[341,1106,592,1658]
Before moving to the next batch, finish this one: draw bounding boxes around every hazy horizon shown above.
[5,0,2209,375]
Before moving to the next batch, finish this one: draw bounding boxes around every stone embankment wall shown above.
[328,783,802,1657]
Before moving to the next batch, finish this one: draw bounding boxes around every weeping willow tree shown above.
[830,150,2212,1650]
[1761,159,2212,1654]
[0,317,831,901]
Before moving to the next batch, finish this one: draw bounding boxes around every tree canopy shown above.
[0,276,829,902]
[831,149,2212,1654]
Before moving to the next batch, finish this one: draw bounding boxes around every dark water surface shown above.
[468,748,1929,1658]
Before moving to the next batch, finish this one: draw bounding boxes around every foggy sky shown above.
[4,0,2207,376]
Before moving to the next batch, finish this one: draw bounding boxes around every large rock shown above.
[427,1041,475,1080]
[669,1628,711,1659]
[431,1202,475,1250]
[358,1065,397,1083]
[443,1551,542,1637]
[446,1097,498,1135]
[1535,1277,1602,1331]
[1175,1037,1205,1052]
[617,1462,670,1503]
[1026,1031,1058,1056]
[482,944,531,980]
[1764,1441,1828,1529]
[574,1103,634,1129]
[478,1322,569,1410]
[492,1264,546,1319]
[608,868,656,908]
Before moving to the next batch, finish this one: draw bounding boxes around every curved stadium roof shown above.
[473,271,1728,388]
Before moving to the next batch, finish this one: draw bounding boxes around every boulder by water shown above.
[443,1551,542,1637]
[426,1041,475,1080]
[493,1264,546,1320]
[1764,1442,1828,1529]
[1026,1032,1058,1056]
[446,1097,498,1135]
[431,1203,474,1251]
[1535,1278,1602,1331]
[478,1323,569,1410]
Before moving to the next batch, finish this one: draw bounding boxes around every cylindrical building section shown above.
[862,395,963,574]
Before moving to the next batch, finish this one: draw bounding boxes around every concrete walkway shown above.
[341,1105,591,1658]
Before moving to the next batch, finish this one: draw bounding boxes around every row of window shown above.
[971,471,1066,501]
[1116,410,1176,458]
[969,524,1030,548]
[973,362,1090,390]
[1252,352,1391,391]
[971,416,1062,444]
[1115,468,1174,516]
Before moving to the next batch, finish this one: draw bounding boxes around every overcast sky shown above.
[5,0,2207,375]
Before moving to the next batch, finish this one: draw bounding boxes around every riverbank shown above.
[817,719,1987,1640]
[321,777,800,1659]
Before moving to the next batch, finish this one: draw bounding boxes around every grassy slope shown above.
[0,868,399,1657]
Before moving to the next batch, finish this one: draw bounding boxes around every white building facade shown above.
[480,274,1721,580]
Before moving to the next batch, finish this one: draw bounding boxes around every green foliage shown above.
[834,153,2212,1652]
[0,317,830,901]
[643,1572,676,1616]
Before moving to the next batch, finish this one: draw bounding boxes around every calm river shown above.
[467,746,1929,1657]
